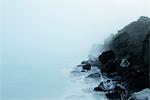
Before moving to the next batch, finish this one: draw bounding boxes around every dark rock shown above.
[81,69,87,72]
[88,58,101,67]
[86,73,101,78]
[98,50,120,74]
[143,31,150,70]
[78,60,92,71]
[94,80,116,92]
[110,17,150,66]
[94,80,127,99]
[105,91,121,100]
[94,86,104,91]
[126,66,149,91]
[102,16,150,91]
[82,63,91,70]
[77,16,150,99]
[98,50,116,66]
[103,59,119,74]
[112,76,122,81]
[105,84,127,99]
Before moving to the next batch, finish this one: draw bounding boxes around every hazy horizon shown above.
[0,0,150,99]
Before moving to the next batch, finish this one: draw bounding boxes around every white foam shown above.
[61,67,108,100]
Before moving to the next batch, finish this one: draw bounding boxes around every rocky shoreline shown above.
[74,16,150,100]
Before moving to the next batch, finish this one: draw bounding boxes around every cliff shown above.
[76,16,150,99]
[100,16,150,91]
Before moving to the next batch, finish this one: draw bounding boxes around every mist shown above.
[0,0,150,99]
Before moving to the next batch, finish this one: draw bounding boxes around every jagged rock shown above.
[98,50,120,74]
[94,80,127,99]
[77,60,92,71]
[94,80,116,91]
[98,50,116,66]
[82,63,91,70]
[111,17,150,66]
[143,31,150,69]
[125,66,149,91]
[110,17,150,65]
[86,73,101,78]
[103,59,118,74]
[101,16,150,92]
[76,16,150,100]
[105,91,122,100]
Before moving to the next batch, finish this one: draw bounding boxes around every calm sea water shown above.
[0,40,107,100]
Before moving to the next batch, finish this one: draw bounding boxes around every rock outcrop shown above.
[75,16,150,100]
[109,16,150,67]
[97,16,150,99]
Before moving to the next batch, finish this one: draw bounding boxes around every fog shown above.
[0,0,149,99]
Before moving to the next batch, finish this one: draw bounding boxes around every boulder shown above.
[103,16,150,91]
[94,80,116,91]
[105,91,121,100]
[103,59,119,73]
[78,60,92,71]
[94,80,127,99]
[82,63,91,70]
[98,50,116,66]
[98,50,120,74]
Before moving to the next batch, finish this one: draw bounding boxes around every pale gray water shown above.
[1,43,107,100]
[1,43,89,100]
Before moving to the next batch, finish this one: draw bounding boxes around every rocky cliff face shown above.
[75,16,150,99]
[110,16,150,66]
[101,16,150,91]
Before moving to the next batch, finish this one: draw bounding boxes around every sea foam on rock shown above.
[97,16,150,99]
[74,16,150,100]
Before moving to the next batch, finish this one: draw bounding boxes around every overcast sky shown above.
[1,0,149,57]
[2,0,150,55]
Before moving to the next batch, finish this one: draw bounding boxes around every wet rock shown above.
[98,50,116,66]
[143,31,150,70]
[112,76,122,81]
[75,16,150,100]
[101,16,150,92]
[94,80,116,91]
[110,17,150,66]
[77,60,92,71]
[94,80,127,99]
[94,86,104,91]
[103,59,119,74]
[81,69,88,72]
[82,63,91,70]
[105,84,127,99]
[86,72,101,78]
[105,91,121,100]
[98,50,120,74]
